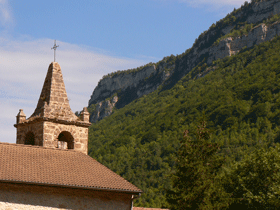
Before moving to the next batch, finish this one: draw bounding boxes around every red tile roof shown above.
[0,143,141,193]
[133,208,169,210]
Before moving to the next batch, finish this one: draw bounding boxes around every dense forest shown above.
[84,0,280,208]
[88,34,280,207]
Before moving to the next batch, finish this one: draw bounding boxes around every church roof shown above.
[0,143,142,194]
[29,62,80,123]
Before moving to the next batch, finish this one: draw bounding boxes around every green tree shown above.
[89,35,280,207]
[166,121,230,209]
[222,143,280,209]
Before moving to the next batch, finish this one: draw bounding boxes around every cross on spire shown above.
[51,40,59,62]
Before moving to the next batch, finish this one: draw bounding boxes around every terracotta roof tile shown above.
[0,143,142,193]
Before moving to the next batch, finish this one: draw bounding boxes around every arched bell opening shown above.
[57,131,74,149]
[24,132,35,145]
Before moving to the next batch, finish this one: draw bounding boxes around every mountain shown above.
[88,0,280,122]
[87,0,280,208]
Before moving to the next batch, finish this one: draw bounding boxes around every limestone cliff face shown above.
[88,0,280,123]
[89,65,156,105]
[90,96,118,123]
[207,22,280,64]
[88,61,174,122]
[172,0,280,77]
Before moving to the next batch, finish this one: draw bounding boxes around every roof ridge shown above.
[0,142,81,153]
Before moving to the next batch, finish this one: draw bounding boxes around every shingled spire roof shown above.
[14,62,90,153]
[30,62,78,122]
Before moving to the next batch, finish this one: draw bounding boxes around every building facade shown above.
[14,62,90,154]
[0,62,142,210]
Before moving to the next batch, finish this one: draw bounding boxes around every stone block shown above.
[15,62,90,155]
[58,98,64,103]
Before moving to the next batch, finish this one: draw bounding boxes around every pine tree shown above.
[166,121,230,209]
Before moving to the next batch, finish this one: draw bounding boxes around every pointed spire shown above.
[16,109,26,124]
[80,107,90,122]
[30,62,78,121]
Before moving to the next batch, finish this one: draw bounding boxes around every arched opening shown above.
[25,132,35,145]
[57,131,74,149]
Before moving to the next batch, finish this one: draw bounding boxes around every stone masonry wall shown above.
[0,183,132,210]
[16,122,44,146]
[15,62,90,155]
[31,62,78,122]
[16,121,88,155]
[43,121,88,155]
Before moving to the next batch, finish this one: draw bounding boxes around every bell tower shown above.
[14,62,91,155]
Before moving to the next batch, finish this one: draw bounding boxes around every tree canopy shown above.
[166,120,230,209]
[88,29,280,208]
[222,143,280,209]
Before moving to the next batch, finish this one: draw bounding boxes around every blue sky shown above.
[1,0,247,143]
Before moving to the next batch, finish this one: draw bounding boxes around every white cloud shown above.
[0,38,150,144]
[0,0,13,27]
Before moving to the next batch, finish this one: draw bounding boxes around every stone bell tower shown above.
[14,62,91,155]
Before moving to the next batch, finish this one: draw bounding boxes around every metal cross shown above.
[51,40,59,62]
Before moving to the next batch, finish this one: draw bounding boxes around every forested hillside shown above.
[87,0,280,122]
[88,34,280,207]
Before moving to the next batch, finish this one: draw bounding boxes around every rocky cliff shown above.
[89,65,156,105]
[209,22,280,62]
[88,0,280,123]
[89,96,118,123]
[88,60,175,122]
